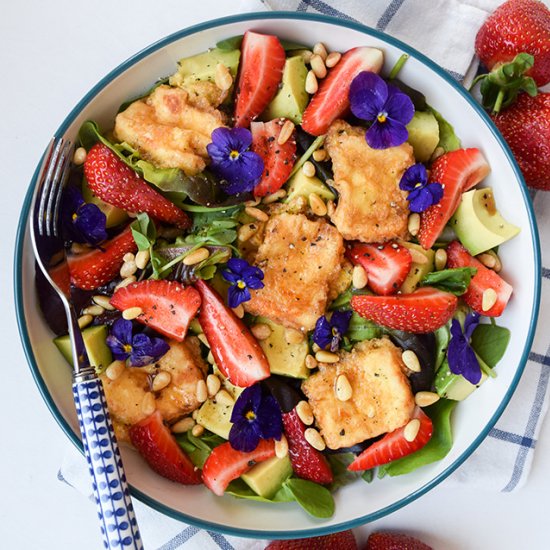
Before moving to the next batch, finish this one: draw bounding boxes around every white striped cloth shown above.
[60,1,550,547]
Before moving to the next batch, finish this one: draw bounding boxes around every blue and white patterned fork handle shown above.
[73,378,143,550]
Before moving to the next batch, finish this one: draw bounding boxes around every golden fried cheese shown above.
[325,120,414,243]
[114,84,225,175]
[244,212,344,331]
[302,338,414,449]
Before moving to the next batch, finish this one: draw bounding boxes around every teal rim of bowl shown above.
[14,10,542,540]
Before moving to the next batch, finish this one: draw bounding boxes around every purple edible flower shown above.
[222,257,264,308]
[206,127,264,194]
[349,71,414,149]
[399,163,444,213]
[106,318,169,368]
[229,384,282,452]
[62,187,107,245]
[448,312,482,385]
[313,310,353,352]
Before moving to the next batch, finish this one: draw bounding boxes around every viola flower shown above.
[62,187,107,245]
[349,71,414,149]
[207,127,264,195]
[313,310,353,352]
[222,257,264,308]
[399,163,444,213]
[106,318,169,368]
[448,312,482,385]
[229,384,282,452]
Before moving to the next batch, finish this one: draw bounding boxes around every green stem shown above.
[476,352,497,379]
[389,54,409,80]
[179,203,241,213]
[493,88,506,114]
[468,73,486,92]
[288,135,326,179]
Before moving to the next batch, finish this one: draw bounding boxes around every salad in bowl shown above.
[23,15,536,533]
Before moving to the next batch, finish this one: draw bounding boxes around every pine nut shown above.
[408,213,421,236]
[289,195,308,212]
[238,223,259,242]
[275,434,289,458]
[197,333,210,348]
[309,193,328,216]
[82,305,104,316]
[312,149,327,162]
[251,323,272,340]
[192,409,200,420]
[78,314,93,329]
[206,374,221,397]
[325,51,341,68]
[335,374,353,401]
[122,307,142,320]
[245,206,269,222]
[215,63,233,91]
[171,417,195,434]
[310,54,327,79]
[304,428,326,451]
[262,189,286,204]
[302,161,316,178]
[232,304,245,318]
[152,371,172,392]
[305,354,318,370]
[402,349,421,373]
[305,70,318,94]
[285,327,305,344]
[409,248,429,265]
[114,275,136,291]
[215,389,234,406]
[490,251,502,273]
[315,350,339,363]
[183,247,210,266]
[141,393,156,416]
[404,418,421,442]
[277,120,295,145]
[123,252,135,262]
[477,253,496,269]
[300,50,313,64]
[191,424,204,437]
[120,260,137,279]
[135,249,150,270]
[196,380,208,403]
[73,146,87,166]
[415,391,440,408]
[352,265,368,289]
[296,400,314,425]
[482,288,498,311]
[313,42,328,60]
[244,197,261,207]
[93,295,115,311]
[326,200,336,217]
[105,360,125,381]
[435,248,447,271]
[207,351,215,365]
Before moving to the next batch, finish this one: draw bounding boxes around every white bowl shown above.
[14,12,541,539]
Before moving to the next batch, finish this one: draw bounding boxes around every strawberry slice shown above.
[366,532,432,550]
[351,287,458,333]
[67,226,137,290]
[348,407,433,471]
[417,148,490,250]
[49,260,71,295]
[234,31,286,128]
[84,143,190,229]
[129,410,201,484]
[346,241,412,296]
[301,47,384,136]
[110,280,201,341]
[266,530,358,550]
[446,240,513,317]
[251,118,297,197]
[195,280,270,387]
[282,409,333,485]
[202,439,275,496]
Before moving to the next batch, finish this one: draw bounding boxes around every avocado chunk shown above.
[450,188,520,256]
[263,55,309,124]
[241,455,293,499]
[195,398,234,439]
[399,241,435,294]
[169,47,240,88]
[54,325,112,374]
[256,317,309,379]
[285,170,335,203]
[406,111,440,162]
[434,359,487,400]
[82,177,128,228]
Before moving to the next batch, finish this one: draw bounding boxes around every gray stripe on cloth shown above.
[376,0,406,30]
[157,526,200,550]
[208,531,236,550]
[542,267,550,280]
[296,0,359,21]
[489,428,536,449]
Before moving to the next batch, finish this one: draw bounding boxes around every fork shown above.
[30,137,143,550]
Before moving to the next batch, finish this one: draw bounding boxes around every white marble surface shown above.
[2,1,549,548]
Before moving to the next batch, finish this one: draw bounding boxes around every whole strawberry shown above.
[366,532,432,550]
[266,530,357,550]
[475,0,550,87]
[492,92,550,190]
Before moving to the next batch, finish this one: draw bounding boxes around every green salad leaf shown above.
[131,213,156,251]
[471,321,511,368]
[434,323,450,371]
[427,106,461,152]
[176,430,226,469]
[327,453,362,491]
[225,479,294,503]
[283,478,335,518]
[420,267,477,296]
[361,469,375,483]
